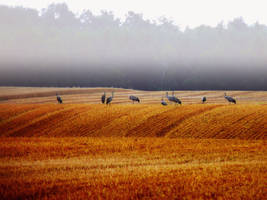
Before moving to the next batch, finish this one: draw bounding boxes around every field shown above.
[0,87,266,199]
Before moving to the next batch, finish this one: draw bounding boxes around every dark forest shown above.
[0,4,266,90]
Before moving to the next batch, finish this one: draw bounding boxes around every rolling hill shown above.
[0,87,266,199]
[0,103,266,139]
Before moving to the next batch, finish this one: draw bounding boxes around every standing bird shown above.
[56,94,63,104]
[166,91,182,105]
[172,91,182,105]
[202,96,207,104]
[101,92,106,104]
[224,93,236,104]
[106,91,114,105]
[129,95,140,104]
[161,96,168,106]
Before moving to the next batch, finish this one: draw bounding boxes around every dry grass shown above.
[0,137,266,199]
[0,87,266,199]
[1,86,267,104]
[0,104,266,139]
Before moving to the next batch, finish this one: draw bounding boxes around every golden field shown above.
[0,138,266,199]
[0,87,266,199]
[1,86,267,104]
[0,103,266,139]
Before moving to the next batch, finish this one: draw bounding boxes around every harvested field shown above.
[1,87,267,104]
[0,87,266,199]
[0,137,266,199]
[0,104,266,139]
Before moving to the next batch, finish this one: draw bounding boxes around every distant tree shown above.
[0,4,266,90]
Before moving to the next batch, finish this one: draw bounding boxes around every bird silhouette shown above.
[224,93,236,104]
[161,96,168,106]
[129,95,140,104]
[101,92,106,104]
[106,91,114,105]
[56,93,63,104]
[166,91,181,105]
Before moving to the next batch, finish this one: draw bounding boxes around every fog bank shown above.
[0,4,267,90]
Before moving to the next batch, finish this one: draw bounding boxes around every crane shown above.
[224,93,236,104]
[129,95,140,104]
[106,91,114,105]
[161,96,168,106]
[56,94,63,104]
[166,91,182,105]
[101,92,106,104]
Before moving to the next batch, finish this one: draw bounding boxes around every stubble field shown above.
[0,87,266,199]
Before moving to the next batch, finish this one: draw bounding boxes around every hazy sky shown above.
[0,0,266,29]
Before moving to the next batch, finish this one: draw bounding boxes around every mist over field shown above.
[0,3,267,90]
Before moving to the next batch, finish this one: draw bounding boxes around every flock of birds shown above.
[56,92,237,105]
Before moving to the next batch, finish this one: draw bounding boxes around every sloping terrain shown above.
[0,87,266,199]
[0,104,266,139]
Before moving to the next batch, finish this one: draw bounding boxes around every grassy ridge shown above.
[0,104,266,139]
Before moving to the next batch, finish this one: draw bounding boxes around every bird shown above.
[101,92,106,104]
[166,91,182,105]
[106,91,114,105]
[202,96,207,103]
[129,95,140,104]
[56,93,63,104]
[224,93,236,104]
[161,96,168,106]
[172,91,182,105]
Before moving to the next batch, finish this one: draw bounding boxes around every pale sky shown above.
[0,0,266,29]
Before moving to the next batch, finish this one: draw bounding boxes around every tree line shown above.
[0,3,266,90]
